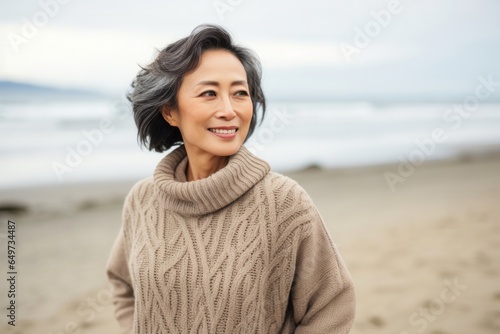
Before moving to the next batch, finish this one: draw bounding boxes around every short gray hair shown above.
[127,24,266,152]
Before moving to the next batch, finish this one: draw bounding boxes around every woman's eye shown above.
[235,90,249,96]
[201,90,216,97]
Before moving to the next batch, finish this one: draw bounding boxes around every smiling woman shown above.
[106,24,355,334]
[161,49,254,180]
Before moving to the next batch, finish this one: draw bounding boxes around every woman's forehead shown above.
[183,50,247,84]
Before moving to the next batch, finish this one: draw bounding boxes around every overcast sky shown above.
[1,0,499,101]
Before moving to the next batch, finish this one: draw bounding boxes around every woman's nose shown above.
[217,96,236,119]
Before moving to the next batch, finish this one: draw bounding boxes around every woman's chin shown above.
[203,135,246,157]
[185,134,247,158]
[209,144,242,157]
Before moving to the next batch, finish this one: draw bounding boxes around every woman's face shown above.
[163,49,253,159]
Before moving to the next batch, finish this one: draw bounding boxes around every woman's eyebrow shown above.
[196,80,247,86]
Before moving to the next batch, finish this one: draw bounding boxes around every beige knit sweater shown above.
[106,145,355,333]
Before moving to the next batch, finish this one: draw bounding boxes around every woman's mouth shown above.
[208,127,238,138]
[209,128,237,134]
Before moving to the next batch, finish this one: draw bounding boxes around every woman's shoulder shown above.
[261,171,315,208]
[123,177,155,207]
[259,171,323,239]
[263,171,307,192]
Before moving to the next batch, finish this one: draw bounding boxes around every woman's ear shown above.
[161,105,178,127]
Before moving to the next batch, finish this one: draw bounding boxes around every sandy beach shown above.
[1,154,499,334]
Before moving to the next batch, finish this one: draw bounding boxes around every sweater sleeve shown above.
[290,199,356,333]
[106,196,135,333]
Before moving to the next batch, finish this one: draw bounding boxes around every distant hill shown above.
[0,81,108,102]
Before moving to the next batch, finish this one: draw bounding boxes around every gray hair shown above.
[127,24,266,152]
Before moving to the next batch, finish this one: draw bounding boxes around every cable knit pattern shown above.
[106,145,355,334]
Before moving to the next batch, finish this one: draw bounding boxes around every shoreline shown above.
[2,149,500,217]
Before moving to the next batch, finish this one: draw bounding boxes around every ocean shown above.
[1,98,499,189]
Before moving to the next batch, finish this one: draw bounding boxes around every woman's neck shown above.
[184,148,229,181]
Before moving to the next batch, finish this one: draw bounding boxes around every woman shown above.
[106,24,355,333]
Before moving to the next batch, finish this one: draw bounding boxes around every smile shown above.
[208,128,238,134]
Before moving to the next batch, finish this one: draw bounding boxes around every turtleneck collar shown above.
[153,145,270,216]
